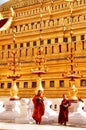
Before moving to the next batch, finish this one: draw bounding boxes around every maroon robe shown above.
[32,94,45,123]
[58,98,71,124]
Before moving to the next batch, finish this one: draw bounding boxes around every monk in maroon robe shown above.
[58,94,71,126]
[32,90,45,124]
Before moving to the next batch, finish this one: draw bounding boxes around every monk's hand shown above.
[36,98,43,102]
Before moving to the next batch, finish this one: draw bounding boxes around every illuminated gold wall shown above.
[0,0,86,98]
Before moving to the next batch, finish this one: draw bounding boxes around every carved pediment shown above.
[0,0,51,11]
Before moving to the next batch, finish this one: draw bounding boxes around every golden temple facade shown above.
[0,0,86,98]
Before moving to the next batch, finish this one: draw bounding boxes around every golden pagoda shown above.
[0,0,86,98]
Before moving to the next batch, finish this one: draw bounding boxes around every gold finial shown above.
[10,82,19,100]
[35,77,44,94]
[69,84,78,100]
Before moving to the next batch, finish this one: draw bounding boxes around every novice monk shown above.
[32,90,45,124]
[58,94,71,126]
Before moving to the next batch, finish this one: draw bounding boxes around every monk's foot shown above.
[36,121,38,124]
[64,122,67,126]
[58,122,63,125]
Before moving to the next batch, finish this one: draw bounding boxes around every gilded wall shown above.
[0,0,86,98]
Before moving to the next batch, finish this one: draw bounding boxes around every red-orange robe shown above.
[58,99,71,124]
[32,94,45,123]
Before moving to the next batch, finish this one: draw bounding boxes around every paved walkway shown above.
[0,122,86,130]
